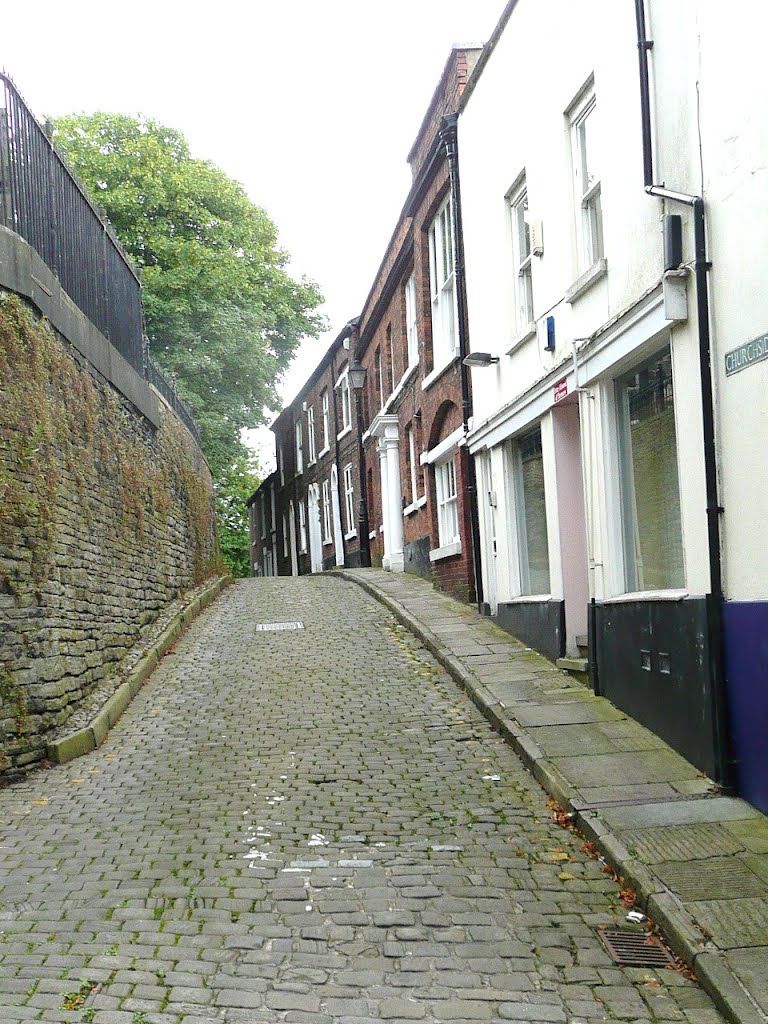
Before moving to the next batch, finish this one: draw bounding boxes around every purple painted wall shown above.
[724,601,768,813]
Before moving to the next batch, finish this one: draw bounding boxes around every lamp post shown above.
[348,359,371,568]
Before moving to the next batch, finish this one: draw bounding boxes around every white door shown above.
[331,467,345,566]
[308,485,324,573]
[553,402,589,655]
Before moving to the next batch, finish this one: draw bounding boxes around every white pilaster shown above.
[378,440,391,569]
[370,414,404,573]
[383,432,404,572]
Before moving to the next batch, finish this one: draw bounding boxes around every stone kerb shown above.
[47,575,229,765]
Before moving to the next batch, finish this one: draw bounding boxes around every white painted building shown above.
[458,0,768,800]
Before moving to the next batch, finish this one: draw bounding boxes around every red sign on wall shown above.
[553,377,568,403]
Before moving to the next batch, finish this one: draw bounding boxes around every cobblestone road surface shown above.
[0,578,726,1023]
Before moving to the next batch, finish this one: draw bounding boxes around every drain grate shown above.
[598,927,676,968]
[255,621,304,632]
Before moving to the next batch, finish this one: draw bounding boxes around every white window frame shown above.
[343,463,356,537]
[405,272,418,368]
[307,405,316,464]
[435,457,459,548]
[282,510,289,558]
[259,493,266,540]
[299,500,307,553]
[320,389,330,455]
[336,367,351,438]
[388,327,396,395]
[375,348,384,411]
[428,196,458,369]
[278,445,284,487]
[509,179,534,329]
[569,83,603,271]
[295,419,303,476]
[322,478,332,544]
[404,426,426,516]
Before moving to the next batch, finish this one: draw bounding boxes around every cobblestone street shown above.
[0,577,726,1023]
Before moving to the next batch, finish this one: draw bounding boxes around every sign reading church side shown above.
[725,333,768,377]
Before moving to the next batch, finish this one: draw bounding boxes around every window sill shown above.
[369,530,377,540]
[429,540,462,563]
[336,425,352,442]
[322,539,333,548]
[344,529,357,540]
[506,322,537,355]
[295,470,303,478]
[307,458,316,467]
[504,594,553,604]
[565,257,607,304]
[421,352,460,392]
[604,589,688,604]
[403,495,427,517]
[317,445,330,459]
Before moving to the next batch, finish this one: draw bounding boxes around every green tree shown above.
[215,453,261,578]
[52,113,323,572]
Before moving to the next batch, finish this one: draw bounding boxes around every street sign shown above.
[554,377,568,402]
[725,333,768,377]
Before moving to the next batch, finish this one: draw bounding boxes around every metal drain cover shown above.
[598,927,676,968]
[255,621,304,632]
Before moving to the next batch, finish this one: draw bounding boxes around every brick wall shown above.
[358,153,475,601]
[268,334,364,577]
[407,49,483,181]
[254,47,481,602]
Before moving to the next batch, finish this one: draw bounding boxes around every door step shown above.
[556,656,589,683]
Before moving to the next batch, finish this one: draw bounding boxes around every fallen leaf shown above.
[546,851,571,863]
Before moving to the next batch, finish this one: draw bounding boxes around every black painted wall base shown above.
[404,536,432,582]
[594,597,717,779]
[493,600,565,663]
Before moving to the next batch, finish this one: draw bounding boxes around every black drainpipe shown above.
[439,112,484,612]
[635,0,731,789]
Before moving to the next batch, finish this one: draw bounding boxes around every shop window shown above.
[512,425,550,594]
[616,347,684,591]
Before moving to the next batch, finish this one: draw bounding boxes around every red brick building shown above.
[247,323,367,577]
[355,46,481,600]
[248,47,482,602]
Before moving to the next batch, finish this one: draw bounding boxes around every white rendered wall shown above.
[695,2,768,601]
[459,0,717,601]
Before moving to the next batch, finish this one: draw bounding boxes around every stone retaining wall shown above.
[0,294,219,776]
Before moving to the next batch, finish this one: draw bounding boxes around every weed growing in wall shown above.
[0,294,217,591]
[0,294,221,774]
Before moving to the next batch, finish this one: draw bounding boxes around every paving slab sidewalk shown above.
[337,567,768,1024]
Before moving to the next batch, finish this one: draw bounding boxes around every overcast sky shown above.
[2,0,504,468]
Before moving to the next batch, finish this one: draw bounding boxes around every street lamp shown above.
[462,352,500,368]
[349,359,371,568]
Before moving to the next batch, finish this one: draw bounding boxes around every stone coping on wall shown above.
[0,223,160,427]
[46,575,229,766]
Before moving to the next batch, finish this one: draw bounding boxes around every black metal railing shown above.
[0,72,144,373]
[147,359,201,443]
[0,72,202,444]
